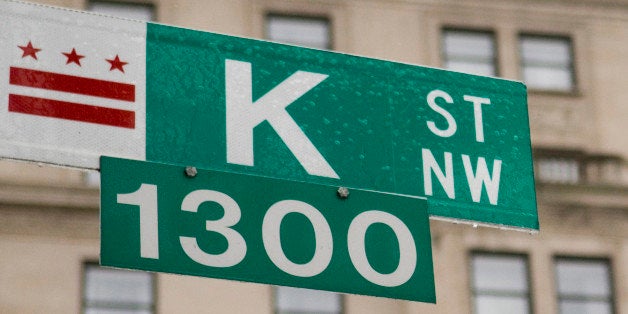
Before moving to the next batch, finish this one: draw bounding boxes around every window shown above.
[471,253,531,314]
[536,157,580,184]
[519,35,574,92]
[89,1,155,21]
[275,286,342,314]
[266,15,331,50]
[555,258,614,314]
[442,29,497,77]
[533,148,625,185]
[83,264,154,314]
[585,154,623,185]
[533,149,584,184]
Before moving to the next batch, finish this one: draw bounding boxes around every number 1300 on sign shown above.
[100,156,436,303]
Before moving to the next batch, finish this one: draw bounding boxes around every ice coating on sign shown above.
[145,23,537,230]
[0,1,146,169]
[100,156,435,302]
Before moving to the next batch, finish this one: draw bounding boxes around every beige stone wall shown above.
[1,0,626,313]
[1,185,624,313]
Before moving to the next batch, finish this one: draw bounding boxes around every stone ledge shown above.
[537,182,628,210]
[0,182,99,210]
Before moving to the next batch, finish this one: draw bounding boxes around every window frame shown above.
[469,251,533,314]
[533,148,625,185]
[585,154,625,185]
[518,33,577,94]
[264,13,333,50]
[554,256,616,314]
[87,0,156,21]
[273,285,344,314]
[533,148,586,185]
[440,27,499,77]
[81,261,157,314]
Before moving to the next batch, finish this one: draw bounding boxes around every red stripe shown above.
[10,67,135,102]
[9,94,135,129]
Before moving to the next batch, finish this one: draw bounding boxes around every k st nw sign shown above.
[0,1,538,230]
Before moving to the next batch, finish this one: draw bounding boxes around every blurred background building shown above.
[0,0,626,313]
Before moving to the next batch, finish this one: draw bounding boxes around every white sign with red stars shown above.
[0,1,146,169]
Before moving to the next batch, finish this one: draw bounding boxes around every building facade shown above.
[0,0,626,313]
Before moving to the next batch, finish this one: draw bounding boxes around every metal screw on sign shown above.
[184,166,197,178]
[337,187,350,199]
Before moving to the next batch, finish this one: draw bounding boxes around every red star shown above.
[106,55,128,73]
[62,48,85,66]
[18,41,41,60]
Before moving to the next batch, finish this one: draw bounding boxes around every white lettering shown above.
[117,184,159,259]
[422,148,455,199]
[463,95,491,143]
[347,210,417,287]
[426,89,457,138]
[462,155,502,205]
[262,200,333,277]
[225,59,339,179]
[179,190,247,267]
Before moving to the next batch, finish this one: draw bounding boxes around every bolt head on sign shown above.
[337,187,350,199]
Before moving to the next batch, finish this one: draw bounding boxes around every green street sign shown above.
[145,24,537,230]
[100,156,436,303]
[0,1,537,230]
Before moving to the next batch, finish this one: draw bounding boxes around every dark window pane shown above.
[276,286,341,314]
[442,30,496,76]
[89,1,154,21]
[476,295,530,314]
[559,300,612,314]
[83,264,154,314]
[520,35,574,91]
[266,15,330,49]
[471,253,530,314]
[555,258,613,314]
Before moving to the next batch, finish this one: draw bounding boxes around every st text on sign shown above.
[146,24,537,230]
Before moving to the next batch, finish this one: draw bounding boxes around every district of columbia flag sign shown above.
[0,1,146,169]
[0,1,537,230]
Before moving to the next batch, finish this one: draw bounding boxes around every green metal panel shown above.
[100,156,435,302]
[145,23,537,230]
